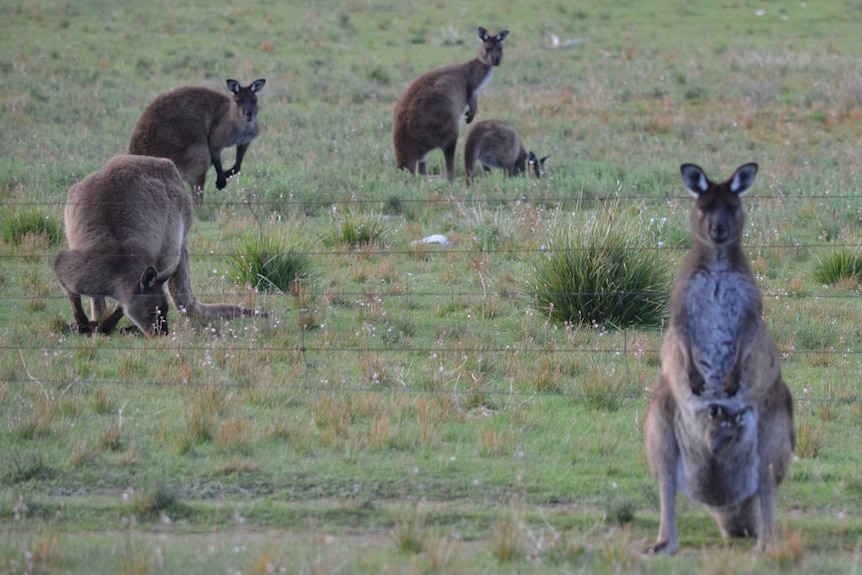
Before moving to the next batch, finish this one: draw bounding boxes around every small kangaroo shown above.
[129,78,265,204]
[643,163,795,554]
[464,119,548,183]
[704,402,752,457]
[54,155,262,337]
[393,27,508,183]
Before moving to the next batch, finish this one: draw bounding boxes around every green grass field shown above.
[3,1,862,573]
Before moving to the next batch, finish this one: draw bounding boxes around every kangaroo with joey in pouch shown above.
[463,119,548,183]
[643,162,795,554]
[393,27,508,183]
[54,155,263,338]
[129,78,265,204]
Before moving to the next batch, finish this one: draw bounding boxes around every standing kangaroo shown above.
[393,27,508,183]
[464,119,548,182]
[129,78,265,204]
[643,163,795,554]
[54,155,262,338]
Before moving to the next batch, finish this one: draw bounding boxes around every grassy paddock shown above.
[2,0,862,573]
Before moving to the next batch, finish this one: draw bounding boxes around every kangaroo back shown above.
[55,155,263,338]
[56,155,190,336]
[464,119,548,182]
[129,78,265,203]
[393,27,508,183]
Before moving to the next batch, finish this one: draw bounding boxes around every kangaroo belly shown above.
[686,270,752,392]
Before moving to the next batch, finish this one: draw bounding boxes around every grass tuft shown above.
[529,206,671,328]
[227,228,314,293]
[1,209,62,246]
[128,482,179,520]
[392,503,427,554]
[322,210,390,248]
[812,248,862,285]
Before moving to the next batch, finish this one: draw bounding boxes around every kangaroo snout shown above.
[711,222,729,243]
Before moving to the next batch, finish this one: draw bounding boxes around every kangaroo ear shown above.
[527,151,537,164]
[540,155,550,166]
[477,27,489,41]
[140,266,159,292]
[496,30,509,41]
[140,266,171,292]
[226,79,241,94]
[154,269,173,286]
[250,79,266,93]
[729,162,758,197]
[680,163,709,197]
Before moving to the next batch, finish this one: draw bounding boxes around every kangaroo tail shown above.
[167,244,265,319]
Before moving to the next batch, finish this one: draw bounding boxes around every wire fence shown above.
[3,193,862,406]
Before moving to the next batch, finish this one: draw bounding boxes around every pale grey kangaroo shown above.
[643,163,795,554]
[129,78,265,204]
[54,155,262,337]
[393,27,508,183]
[463,119,548,183]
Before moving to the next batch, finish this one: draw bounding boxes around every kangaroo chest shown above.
[226,121,258,147]
[684,267,755,394]
[474,69,493,96]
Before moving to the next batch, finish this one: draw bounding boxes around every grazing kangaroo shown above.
[393,27,508,183]
[643,163,795,554]
[464,119,548,182]
[54,155,262,338]
[129,78,265,203]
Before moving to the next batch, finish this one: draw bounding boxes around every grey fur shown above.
[463,119,548,183]
[129,78,265,204]
[643,163,795,555]
[54,155,263,338]
[393,27,508,183]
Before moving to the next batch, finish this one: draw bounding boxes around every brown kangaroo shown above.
[643,163,795,554]
[464,119,548,182]
[129,78,265,204]
[54,155,263,338]
[393,27,508,183]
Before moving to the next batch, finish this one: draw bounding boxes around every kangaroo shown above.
[393,27,508,183]
[128,78,265,204]
[54,155,262,338]
[464,119,548,182]
[643,163,795,554]
[704,402,753,457]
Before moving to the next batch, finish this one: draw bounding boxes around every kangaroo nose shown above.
[711,225,728,243]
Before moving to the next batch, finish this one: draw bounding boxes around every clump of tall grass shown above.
[529,206,672,328]
[128,482,179,519]
[812,248,862,285]
[322,210,389,248]
[1,209,62,246]
[392,503,428,554]
[227,228,313,293]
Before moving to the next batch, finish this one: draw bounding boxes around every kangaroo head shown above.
[124,265,172,337]
[527,152,550,178]
[476,27,509,67]
[704,402,752,455]
[681,162,757,248]
[226,78,266,123]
